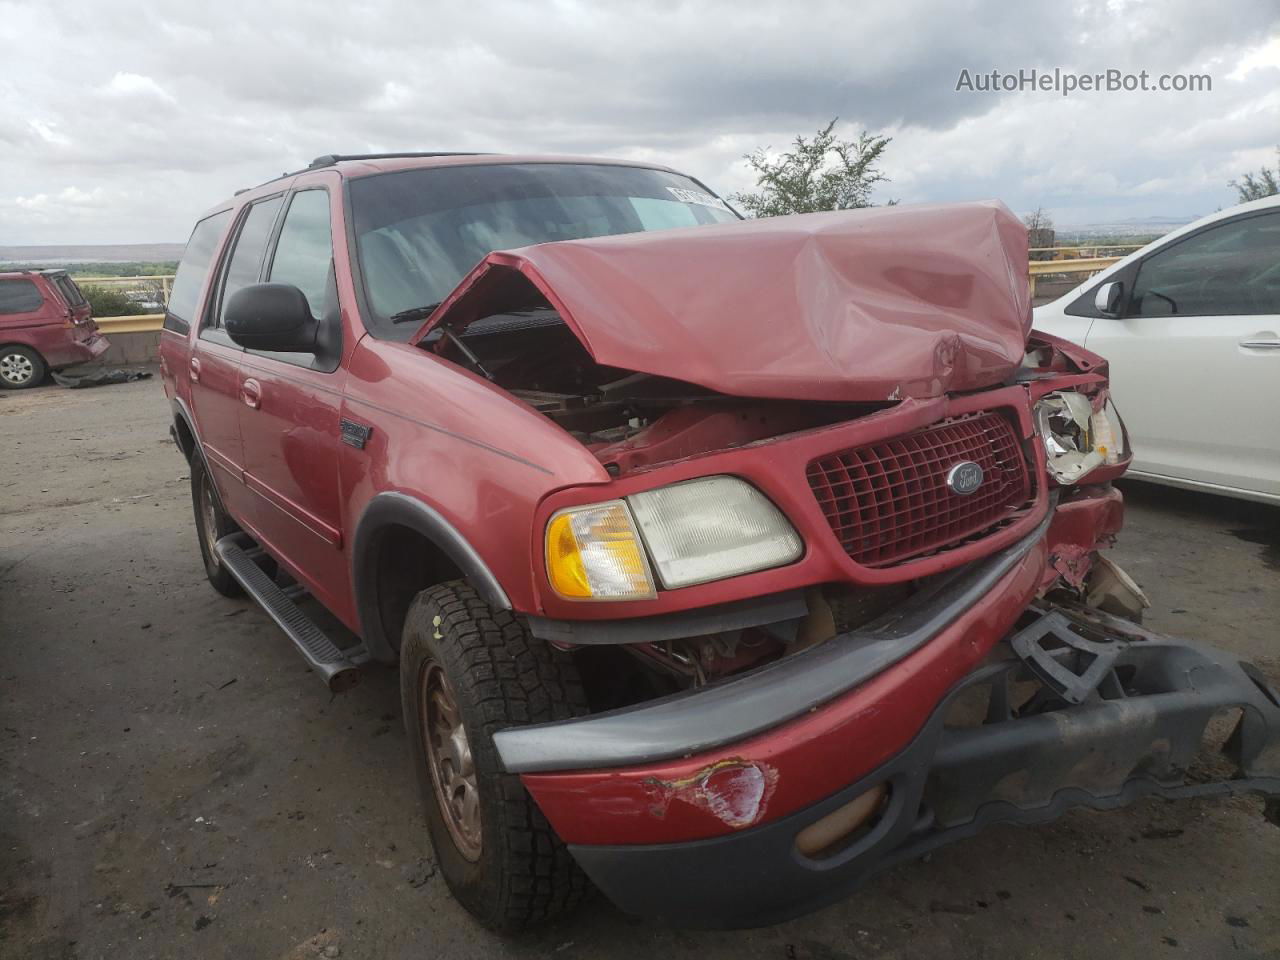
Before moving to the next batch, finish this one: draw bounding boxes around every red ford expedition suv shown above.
[0,270,108,388]
[159,152,1280,931]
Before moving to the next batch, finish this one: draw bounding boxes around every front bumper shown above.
[503,507,1056,846]
[570,608,1280,928]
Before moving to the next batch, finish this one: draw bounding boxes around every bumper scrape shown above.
[570,607,1280,928]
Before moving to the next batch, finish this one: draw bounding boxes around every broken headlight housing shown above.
[1034,391,1126,484]
[544,476,802,599]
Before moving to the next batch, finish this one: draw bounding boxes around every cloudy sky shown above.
[2,0,1278,245]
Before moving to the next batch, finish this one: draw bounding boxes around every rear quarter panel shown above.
[158,326,190,421]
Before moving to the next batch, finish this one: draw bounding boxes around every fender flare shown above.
[352,491,512,664]
[171,398,230,515]
[171,397,197,457]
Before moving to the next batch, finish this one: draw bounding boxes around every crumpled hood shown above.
[412,200,1032,403]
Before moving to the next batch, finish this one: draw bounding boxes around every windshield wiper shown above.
[390,302,443,324]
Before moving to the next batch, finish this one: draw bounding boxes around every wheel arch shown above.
[353,491,512,664]
[0,342,47,386]
[0,340,46,359]
[170,398,232,519]
[171,403,198,462]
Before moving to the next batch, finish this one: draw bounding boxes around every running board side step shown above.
[214,533,364,693]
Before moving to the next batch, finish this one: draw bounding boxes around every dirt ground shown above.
[2,376,1277,960]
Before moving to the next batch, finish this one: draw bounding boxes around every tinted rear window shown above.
[0,279,44,315]
[169,210,232,325]
[51,274,85,307]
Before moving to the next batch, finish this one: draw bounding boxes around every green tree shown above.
[1229,147,1279,202]
[81,284,141,317]
[731,119,893,217]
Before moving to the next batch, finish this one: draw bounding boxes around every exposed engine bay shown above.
[428,306,886,476]
[423,297,1123,700]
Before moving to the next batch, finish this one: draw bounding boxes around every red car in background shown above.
[0,270,109,388]
[158,153,1280,931]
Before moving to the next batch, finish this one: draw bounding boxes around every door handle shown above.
[241,378,262,410]
[189,357,201,382]
[1239,338,1280,349]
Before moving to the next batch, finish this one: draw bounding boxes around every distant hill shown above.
[1055,216,1196,245]
[0,243,185,265]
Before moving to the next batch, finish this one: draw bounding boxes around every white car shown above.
[1034,195,1280,505]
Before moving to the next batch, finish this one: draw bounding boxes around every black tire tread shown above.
[402,580,589,931]
[190,456,242,598]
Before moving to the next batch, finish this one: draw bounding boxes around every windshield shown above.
[348,162,740,339]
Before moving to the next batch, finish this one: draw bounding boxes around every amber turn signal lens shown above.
[545,500,656,601]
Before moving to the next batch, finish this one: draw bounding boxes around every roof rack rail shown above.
[307,151,488,168]
[235,152,489,197]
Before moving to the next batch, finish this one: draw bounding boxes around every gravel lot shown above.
[2,376,1277,960]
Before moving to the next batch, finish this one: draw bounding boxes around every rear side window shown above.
[51,275,85,307]
[214,196,284,328]
[268,190,333,316]
[169,210,232,328]
[0,279,44,315]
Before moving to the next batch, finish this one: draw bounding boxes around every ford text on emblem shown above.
[946,461,984,496]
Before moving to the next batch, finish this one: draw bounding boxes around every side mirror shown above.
[1093,281,1124,318]
[225,283,318,353]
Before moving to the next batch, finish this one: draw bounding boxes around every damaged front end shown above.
[412,203,1279,926]
[493,503,1280,928]
[553,601,1280,929]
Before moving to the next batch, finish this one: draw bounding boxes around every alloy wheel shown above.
[420,661,482,861]
[201,480,221,569]
[0,352,35,386]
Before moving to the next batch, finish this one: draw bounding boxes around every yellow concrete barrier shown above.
[1027,256,1122,298]
[95,314,164,334]
[86,249,1130,332]
[1027,256,1120,275]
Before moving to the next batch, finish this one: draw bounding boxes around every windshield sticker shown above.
[666,187,731,212]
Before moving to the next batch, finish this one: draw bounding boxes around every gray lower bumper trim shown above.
[495,508,1053,774]
[529,590,808,646]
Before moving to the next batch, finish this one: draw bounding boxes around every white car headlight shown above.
[1034,391,1127,483]
[627,476,803,589]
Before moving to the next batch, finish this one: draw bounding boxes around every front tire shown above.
[190,455,242,597]
[0,345,45,389]
[399,580,589,931]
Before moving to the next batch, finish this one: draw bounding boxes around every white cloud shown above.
[0,0,1276,242]
[101,71,176,103]
[28,119,70,146]
[1228,35,1280,80]
[14,186,108,210]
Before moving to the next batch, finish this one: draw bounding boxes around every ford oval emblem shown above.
[946,461,984,496]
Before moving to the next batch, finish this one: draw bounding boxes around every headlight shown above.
[544,477,803,599]
[546,500,656,600]
[1034,391,1126,483]
[628,476,802,589]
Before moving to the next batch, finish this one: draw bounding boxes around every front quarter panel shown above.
[339,337,610,614]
